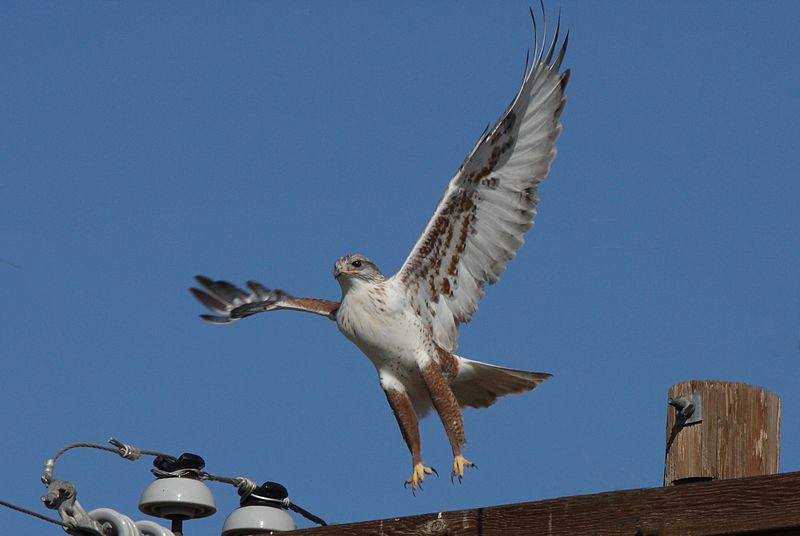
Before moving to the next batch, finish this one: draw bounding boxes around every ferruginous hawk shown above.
[191,11,569,492]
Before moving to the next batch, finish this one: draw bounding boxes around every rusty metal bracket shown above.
[668,392,703,426]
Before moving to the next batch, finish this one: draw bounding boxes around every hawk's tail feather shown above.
[451,356,551,409]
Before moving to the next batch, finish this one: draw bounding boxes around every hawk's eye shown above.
[352,260,363,268]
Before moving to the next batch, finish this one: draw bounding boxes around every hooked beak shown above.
[335,267,355,279]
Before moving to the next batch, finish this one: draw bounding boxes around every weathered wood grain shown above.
[279,471,800,536]
[665,380,781,486]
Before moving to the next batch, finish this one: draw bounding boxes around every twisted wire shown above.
[42,438,172,484]
[200,472,258,496]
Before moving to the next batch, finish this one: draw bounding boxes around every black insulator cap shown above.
[241,481,289,508]
[153,452,206,473]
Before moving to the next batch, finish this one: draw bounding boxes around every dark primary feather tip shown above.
[190,287,228,313]
[194,274,214,288]
[199,314,235,324]
[548,29,569,73]
[543,11,561,65]
[560,68,571,88]
[246,280,269,291]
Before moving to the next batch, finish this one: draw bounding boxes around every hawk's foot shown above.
[404,462,437,493]
[451,454,476,483]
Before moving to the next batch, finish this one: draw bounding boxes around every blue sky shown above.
[2,1,799,533]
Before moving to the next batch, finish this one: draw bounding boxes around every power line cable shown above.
[0,498,71,529]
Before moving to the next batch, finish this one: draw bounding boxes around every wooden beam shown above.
[283,471,800,536]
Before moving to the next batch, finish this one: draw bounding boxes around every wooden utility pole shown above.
[664,379,781,486]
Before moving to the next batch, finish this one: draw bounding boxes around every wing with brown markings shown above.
[395,14,569,352]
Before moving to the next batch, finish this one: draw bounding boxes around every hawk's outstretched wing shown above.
[395,14,569,353]
[191,275,338,323]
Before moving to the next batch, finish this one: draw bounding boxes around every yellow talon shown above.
[452,454,475,482]
[405,462,436,492]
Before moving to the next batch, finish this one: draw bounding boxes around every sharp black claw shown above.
[404,480,421,495]
[430,467,439,478]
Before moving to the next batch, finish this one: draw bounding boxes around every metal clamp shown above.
[668,392,703,426]
[42,480,109,536]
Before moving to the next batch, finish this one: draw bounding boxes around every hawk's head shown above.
[334,254,385,287]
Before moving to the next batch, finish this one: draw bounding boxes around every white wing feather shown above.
[393,16,570,353]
